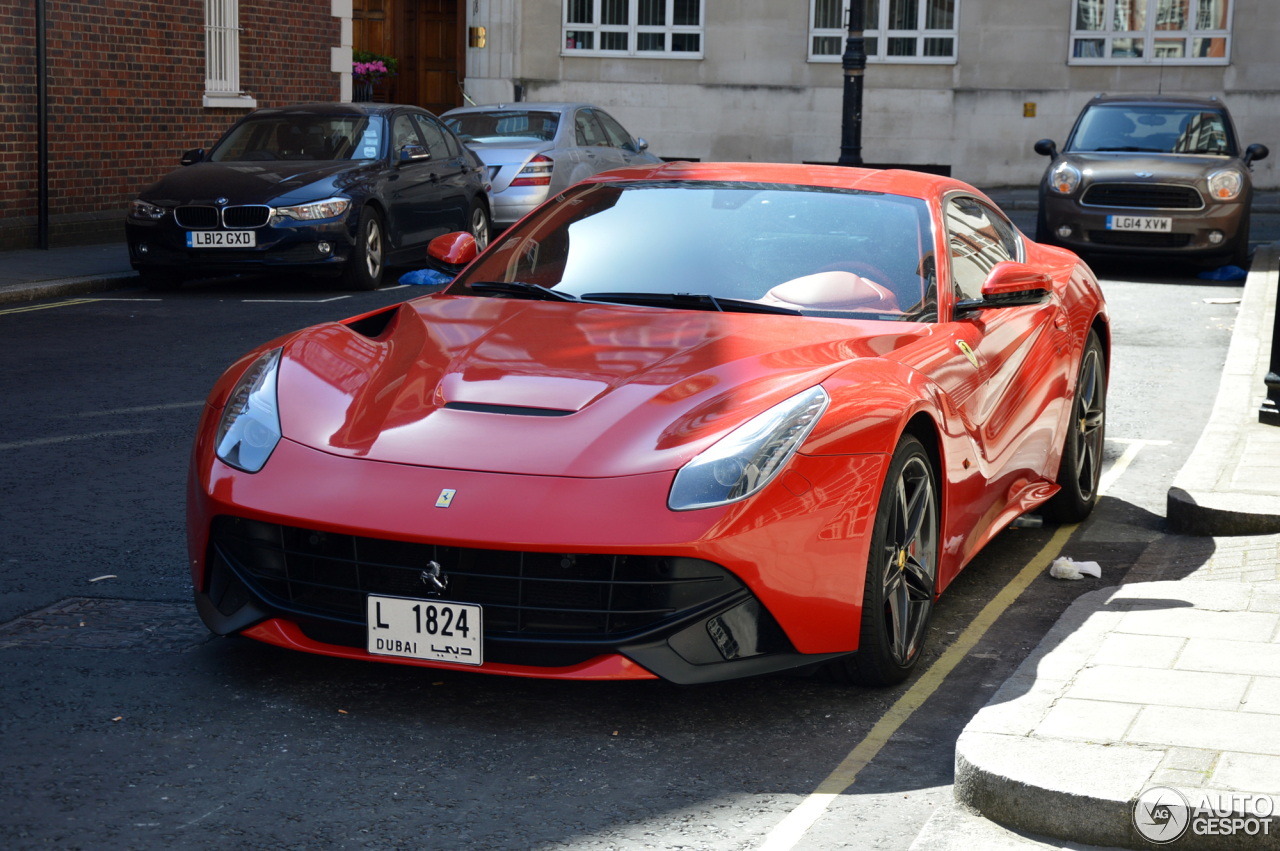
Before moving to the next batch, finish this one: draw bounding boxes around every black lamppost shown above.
[837,0,867,167]
[1263,278,1280,425]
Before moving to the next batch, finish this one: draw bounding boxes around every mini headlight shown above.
[272,197,351,221]
[1049,161,1082,195]
[128,199,166,220]
[215,348,283,473]
[668,386,830,512]
[1207,169,1245,201]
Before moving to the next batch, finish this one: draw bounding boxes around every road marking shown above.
[96,297,163,302]
[77,401,204,417]
[758,523,1078,851]
[1098,438,1171,496]
[378,284,410,290]
[0,298,99,316]
[242,295,352,303]
[0,428,156,451]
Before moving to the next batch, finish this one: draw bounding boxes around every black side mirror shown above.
[1034,139,1058,158]
[398,145,429,165]
[180,148,205,166]
[1244,143,1270,167]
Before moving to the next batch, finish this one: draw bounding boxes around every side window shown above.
[596,111,636,152]
[574,109,609,147]
[391,114,424,157]
[413,113,452,161]
[946,197,1017,303]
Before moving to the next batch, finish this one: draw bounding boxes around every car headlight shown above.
[1207,169,1245,201]
[668,386,830,512]
[128,199,166,220]
[273,197,351,221]
[1048,161,1082,195]
[215,348,283,473]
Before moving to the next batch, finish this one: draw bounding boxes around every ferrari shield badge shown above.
[956,341,980,370]
[435,488,457,508]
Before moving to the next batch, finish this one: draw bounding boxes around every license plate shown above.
[1106,215,1172,232]
[186,230,256,248]
[366,595,483,666]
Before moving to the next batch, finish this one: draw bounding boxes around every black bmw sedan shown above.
[126,103,492,290]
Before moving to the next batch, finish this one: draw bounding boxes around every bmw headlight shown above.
[215,348,283,473]
[1207,169,1245,201]
[668,386,830,512]
[272,197,351,221]
[1048,161,1082,195]
[128,199,166,220]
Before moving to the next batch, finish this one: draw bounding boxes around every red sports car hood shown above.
[275,296,914,477]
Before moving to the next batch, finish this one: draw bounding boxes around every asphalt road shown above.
[0,262,1244,851]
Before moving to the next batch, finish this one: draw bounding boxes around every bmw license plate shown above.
[366,594,483,666]
[186,230,256,248]
[1106,215,1172,232]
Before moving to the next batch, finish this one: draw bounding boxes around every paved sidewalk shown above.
[0,243,136,305]
[1167,243,1280,534]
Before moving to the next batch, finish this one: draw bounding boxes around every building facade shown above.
[462,0,1279,189]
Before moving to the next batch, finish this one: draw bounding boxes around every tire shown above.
[1043,331,1107,523]
[341,206,385,291]
[139,269,184,291]
[1035,207,1055,246]
[469,198,491,251]
[1230,207,1252,269]
[828,434,940,686]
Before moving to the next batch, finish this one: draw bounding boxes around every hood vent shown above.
[343,304,400,339]
[443,402,574,417]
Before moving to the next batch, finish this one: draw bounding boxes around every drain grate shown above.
[0,597,211,652]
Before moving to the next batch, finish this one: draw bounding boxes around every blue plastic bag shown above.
[400,268,454,287]
[1198,265,1248,281]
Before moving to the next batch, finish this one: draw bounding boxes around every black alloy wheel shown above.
[342,206,385,291]
[469,199,491,251]
[830,434,939,686]
[1044,331,1106,522]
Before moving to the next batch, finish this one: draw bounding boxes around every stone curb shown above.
[1166,243,1280,535]
[0,271,140,306]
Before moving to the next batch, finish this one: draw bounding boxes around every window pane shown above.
[638,31,665,50]
[923,37,953,56]
[947,198,1015,303]
[567,0,592,25]
[600,30,628,50]
[865,0,880,29]
[925,0,954,29]
[601,0,628,26]
[1155,0,1191,30]
[1076,0,1105,30]
[672,32,700,51]
[813,0,841,29]
[1192,35,1227,56]
[865,35,879,54]
[813,35,842,55]
[1153,37,1186,57]
[1111,37,1145,57]
[565,30,594,50]
[638,0,665,25]
[888,36,917,55]
[1112,0,1145,31]
[1073,37,1105,57]
[888,0,918,31]
[673,0,699,26]
[1196,0,1230,29]
[574,110,608,146]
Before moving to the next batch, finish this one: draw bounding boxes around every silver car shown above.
[441,102,662,227]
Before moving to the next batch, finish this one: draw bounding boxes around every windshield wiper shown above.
[467,281,580,302]
[580,292,801,316]
[1091,146,1165,152]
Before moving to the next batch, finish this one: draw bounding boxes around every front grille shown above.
[210,516,744,636]
[175,205,219,229]
[1088,230,1193,248]
[221,205,271,228]
[1082,183,1204,210]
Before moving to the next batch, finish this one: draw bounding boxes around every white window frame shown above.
[204,0,257,107]
[808,0,959,65]
[1068,0,1233,66]
[562,0,705,59]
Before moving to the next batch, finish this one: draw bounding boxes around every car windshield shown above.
[209,115,384,162]
[1068,105,1233,155]
[444,110,561,144]
[451,181,938,322]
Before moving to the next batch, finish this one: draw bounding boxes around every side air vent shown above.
[343,304,400,339]
[443,402,575,417]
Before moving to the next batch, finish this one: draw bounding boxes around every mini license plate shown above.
[186,230,256,248]
[1105,215,1172,232]
[366,594,483,666]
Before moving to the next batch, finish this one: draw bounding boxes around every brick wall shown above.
[0,0,340,249]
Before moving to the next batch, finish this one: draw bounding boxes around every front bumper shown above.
[1041,191,1246,256]
[126,212,357,277]
[187,420,888,682]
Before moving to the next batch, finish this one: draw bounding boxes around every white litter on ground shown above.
[1049,558,1102,580]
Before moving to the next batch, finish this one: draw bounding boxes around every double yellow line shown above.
[0,298,99,316]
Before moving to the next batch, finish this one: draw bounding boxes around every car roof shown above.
[441,103,591,115]
[1085,93,1229,111]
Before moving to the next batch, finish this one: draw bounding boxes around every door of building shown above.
[401,0,464,116]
